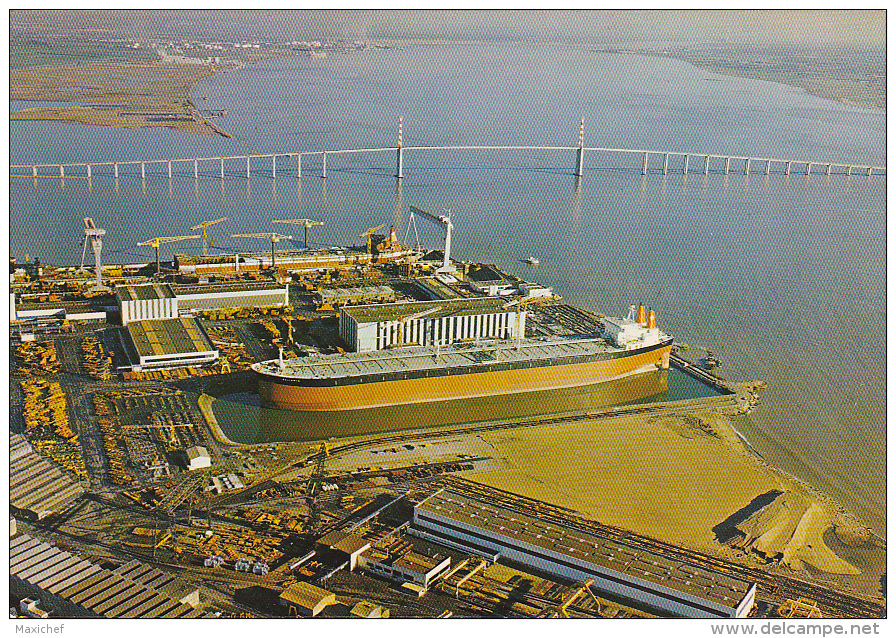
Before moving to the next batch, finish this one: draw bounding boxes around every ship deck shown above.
[254,335,670,382]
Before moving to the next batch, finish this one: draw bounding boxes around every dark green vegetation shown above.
[10,37,156,69]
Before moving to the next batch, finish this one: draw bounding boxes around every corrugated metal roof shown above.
[280,582,335,608]
[57,571,110,600]
[46,565,102,594]
[343,296,512,324]
[172,281,286,296]
[100,589,158,617]
[177,293,285,312]
[418,491,754,610]
[9,434,84,517]
[118,594,173,619]
[34,560,92,590]
[11,534,211,618]
[127,318,216,359]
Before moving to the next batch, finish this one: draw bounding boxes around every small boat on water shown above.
[521,257,539,265]
[700,352,721,370]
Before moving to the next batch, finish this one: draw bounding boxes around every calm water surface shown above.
[8,43,885,535]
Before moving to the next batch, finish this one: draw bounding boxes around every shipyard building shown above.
[10,434,84,520]
[117,282,287,324]
[169,281,288,315]
[117,284,178,324]
[10,534,209,618]
[411,490,756,619]
[339,297,525,352]
[122,318,218,372]
[174,244,414,275]
[116,281,289,372]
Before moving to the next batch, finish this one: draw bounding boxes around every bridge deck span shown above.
[11,145,885,179]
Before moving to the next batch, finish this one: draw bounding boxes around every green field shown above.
[10,40,155,69]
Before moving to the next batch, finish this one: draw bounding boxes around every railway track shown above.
[438,477,886,619]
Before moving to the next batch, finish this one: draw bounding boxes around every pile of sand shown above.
[730,493,861,574]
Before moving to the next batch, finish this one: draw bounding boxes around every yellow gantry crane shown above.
[190,217,228,256]
[359,224,386,255]
[138,235,201,276]
[272,219,324,249]
[230,232,293,270]
[538,579,601,618]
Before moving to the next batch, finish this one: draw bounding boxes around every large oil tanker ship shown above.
[252,302,673,431]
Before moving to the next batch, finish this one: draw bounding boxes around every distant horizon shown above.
[9,9,886,47]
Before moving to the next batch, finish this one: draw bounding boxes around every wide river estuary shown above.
[9,42,885,537]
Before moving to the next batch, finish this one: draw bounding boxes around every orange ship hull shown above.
[257,342,672,413]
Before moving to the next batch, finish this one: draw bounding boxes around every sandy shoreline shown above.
[460,406,883,591]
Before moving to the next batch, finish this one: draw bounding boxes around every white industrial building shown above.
[170,281,288,315]
[412,490,756,619]
[117,282,288,324]
[185,446,211,471]
[122,318,219,372]
[117,284,178,325]
[339,298,524,352]
[13,294,111,325]
[358,538,451,590]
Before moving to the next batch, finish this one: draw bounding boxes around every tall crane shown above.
[231,232,293,270]
[409,206,455,275]
[189,217,227,256]
[138,235,200,276]
[359,224,386,255]
[272,219,323,249]
[81,218,112,293]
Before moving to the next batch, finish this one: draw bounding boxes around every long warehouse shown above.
[10,534,211,618]
[412,490,756,619]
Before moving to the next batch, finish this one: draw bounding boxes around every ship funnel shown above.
[389,226,397,243]
[637,304,646,326]
[647,310,656,330]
